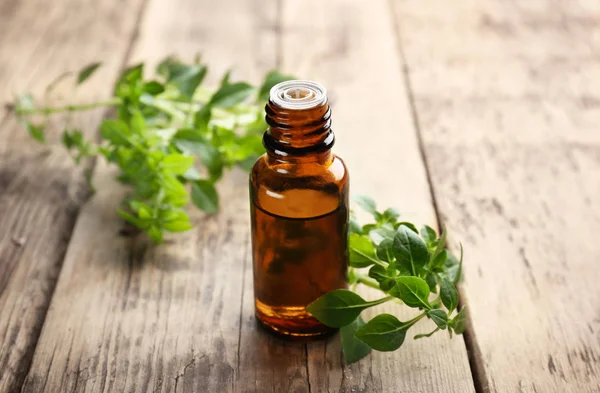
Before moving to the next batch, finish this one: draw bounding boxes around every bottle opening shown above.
[270,80,327,110]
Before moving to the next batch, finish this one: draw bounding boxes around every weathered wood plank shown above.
[280,0,476,391]
[20,0,311,391]
[391,0,600,392]
[0,0,146,392]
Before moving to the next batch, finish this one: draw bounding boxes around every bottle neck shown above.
[263,100,335,164]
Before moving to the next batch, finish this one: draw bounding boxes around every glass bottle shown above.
[249,80,349,338]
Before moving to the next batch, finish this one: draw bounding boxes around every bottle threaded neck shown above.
[264,80,334,158]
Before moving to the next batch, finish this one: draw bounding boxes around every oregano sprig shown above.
[12,57,294,242]
[307,195,465,363]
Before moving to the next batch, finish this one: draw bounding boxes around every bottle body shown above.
[249,80,349,338]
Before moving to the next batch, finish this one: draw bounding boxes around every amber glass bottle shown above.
[250,80,349,338]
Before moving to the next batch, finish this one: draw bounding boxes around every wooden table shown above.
[1,0,599,392]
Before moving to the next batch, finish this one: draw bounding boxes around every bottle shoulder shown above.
[251,154,348,185]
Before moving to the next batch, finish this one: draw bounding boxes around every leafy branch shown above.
[12,57,293,242]
[307,195,466,363]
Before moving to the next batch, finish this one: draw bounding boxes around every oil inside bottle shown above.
[251,191,348,337]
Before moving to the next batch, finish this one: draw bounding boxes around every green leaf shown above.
[396,222,419,234]
[368,265,395,291]
[194,105,211,131]
[143,81,165,95]
[25,122,45,142]
[425,273,438,293]
[100,119,130,145]
[258,70,295,101]
[420,225,437,245]
[349,214,362,234]
[306,289,389,328]
[368,226,395,245]
[191,180,219,214]
[77,62,101,84]
[340,317,371,364]
[449,307,467,334]
[389,276,431,309]
[392,226,429,276]
[354,195,377,216]
[431,227,447,261]
[170,64,207,98]
[355,314,407,352]
[431,249,448,270]
[440,279,458,312]
[147,226,163,243]
[427,309,448,329]
[381,207,400,223]
[162,220,193,232]
[454,243,464,286]
[161,154,194,175]
[209,82,254,107]
[173,135,223,181]
[375,238,394,262]
[118,210,146,228]
[219,70,232,87]
[349,234,380,268]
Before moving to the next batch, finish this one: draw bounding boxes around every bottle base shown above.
[255,300,337,340]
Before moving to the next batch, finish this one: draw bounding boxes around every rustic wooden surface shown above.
[0,0,598,392]
[392,0,600,392]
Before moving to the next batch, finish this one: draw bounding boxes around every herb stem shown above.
[355,273,381,290]
[401,312,427,329]
[16,98,122,115]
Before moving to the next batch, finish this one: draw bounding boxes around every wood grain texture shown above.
[281,0,476,391]
[20,0,312,391]
[391,0,600,392]
[0,0,146,391]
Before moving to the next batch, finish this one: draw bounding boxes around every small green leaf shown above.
[100,119,130,145]
[24,122,45,142]
[375,238,394,262]
[420,225,437,245]
[77,62,101,84]
[143,81,165,95]
[396,222,419,234]
[162,220,193,232]
[427,309,448,329]
[392,226,429,276]
[191,180,219,214]
[449,307,467,334]
[354,195,377,216]
[440,279,458,312]
[170,64,207,98]
[173,137,223,181]
[349,213,362,234]
[161,154,194,175]
[258,70,295,101]
[355,314,407,352]
[340,317,371,364]
[431,249,448,270]
[306,289,389,328]
[194,105,211,131]
[349,234,380,268]
[219,70,232,87]
[368,226,395,245]
[425,273,438,293]
[368,265,395,291]
[389,276,431,309]
[382,207,400,223]
[147,226,163,243]
[431,227,447,261]
[209,82,254,107]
